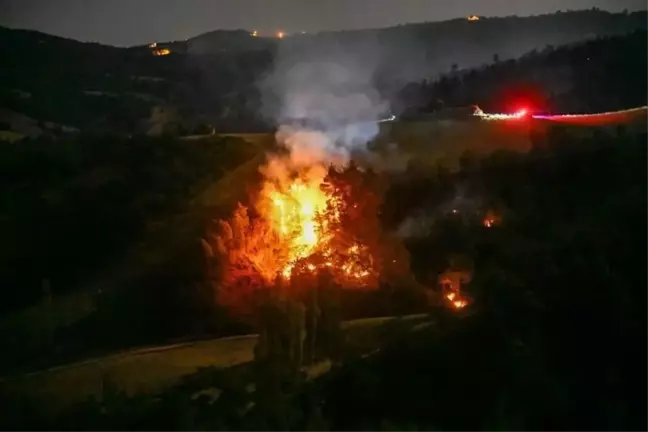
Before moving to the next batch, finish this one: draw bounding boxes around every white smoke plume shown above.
[260,35,389,170]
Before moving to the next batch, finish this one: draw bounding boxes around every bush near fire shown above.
[202,160,415,322]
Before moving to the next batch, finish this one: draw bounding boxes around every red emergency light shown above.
[515,108,528,117]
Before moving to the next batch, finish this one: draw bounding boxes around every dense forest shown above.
[399,29,648,115]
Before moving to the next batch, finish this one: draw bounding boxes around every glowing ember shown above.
[452,299,468,309]
[483,210,499,228]
[445,291,468,309]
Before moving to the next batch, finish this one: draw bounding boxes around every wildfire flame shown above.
[266,177,329,278]
[445,291,468,309]
[260,170,373,285]
[208,120,400,317]
[452,299,468,309]
[270,181,327,253]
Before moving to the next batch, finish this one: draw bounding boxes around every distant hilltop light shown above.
[277,31,285,39]
[467,15,480,21]
[251,30,258,37]
[149,42,157,48]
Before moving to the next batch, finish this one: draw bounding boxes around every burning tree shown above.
[203,160,414,318]
[200,119,421,391]
[202,203,289,318]
[319,162,413,287]
[199,118,423,427]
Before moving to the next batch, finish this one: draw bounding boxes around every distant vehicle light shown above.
[475,106,531,121]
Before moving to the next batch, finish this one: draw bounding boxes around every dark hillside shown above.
[1,9,645,133]
[399,29,647,115]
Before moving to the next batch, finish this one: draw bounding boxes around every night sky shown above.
[1,0,645,46]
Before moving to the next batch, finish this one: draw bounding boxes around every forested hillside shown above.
[1,9,645,135]
[399,29,648,115]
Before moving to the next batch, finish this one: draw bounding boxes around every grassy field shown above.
[386,119,534,169]
[372,111,647,171]
[193,151,266,209]
[0,314,429,415]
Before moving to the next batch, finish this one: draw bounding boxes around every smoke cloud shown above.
[260,35,389,167]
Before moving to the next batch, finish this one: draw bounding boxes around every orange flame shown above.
[445,291,468,310]
[266,178,326,278]
[260,172,372,285]
[270,180,327,255]
[210,126,381,314]
[452,299,468,309]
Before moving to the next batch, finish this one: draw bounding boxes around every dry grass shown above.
[1,315,429,415]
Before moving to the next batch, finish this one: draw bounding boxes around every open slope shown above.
[0,315,429,415]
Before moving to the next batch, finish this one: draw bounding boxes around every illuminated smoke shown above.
[261,38,388,169]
